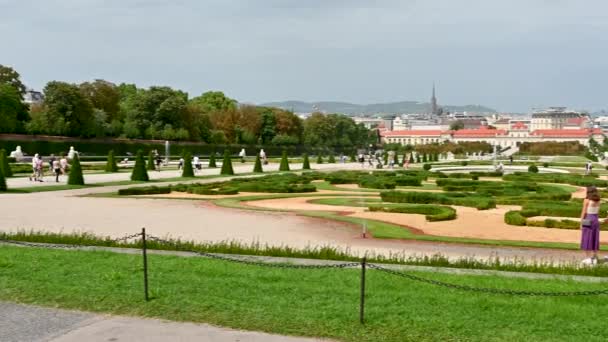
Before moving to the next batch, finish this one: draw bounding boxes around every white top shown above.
[587,201,600,214]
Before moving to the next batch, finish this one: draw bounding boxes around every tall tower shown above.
[430,82,438,116]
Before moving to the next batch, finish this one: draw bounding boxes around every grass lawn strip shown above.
[3,246,608,342]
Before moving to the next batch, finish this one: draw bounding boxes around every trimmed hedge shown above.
[105,150,118,173]
[302,153,311,170]
[503,173,608,187]
[368,204,457,222]
[130,150,149,181]
[279,150,290,171]
[504,210,527,226]
[220,150,234,175]
[147,151,156,171]
[182,151,194,177]
[208,152,217,168]
[253,154,263,173]
[118,186,171,196]
[67,154,85,185]
[0,149,13,177]
[358,175,396,189]
[381,190,496,210]
[0,166,6,191]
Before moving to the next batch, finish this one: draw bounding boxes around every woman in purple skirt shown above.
[580,186,601,265]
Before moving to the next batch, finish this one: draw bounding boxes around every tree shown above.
[422,153,428,163]
[147,151,156,171]
[328,154,336,163]
[79,80,121,123]
[302,153,311,170]
[253,154,263,173]
[0,64,26,98]
[317,154,323,164]
[393,152,400,166]
[279,150,290,171]
[182,151,194,177]
[105,150,118,172]
[0,149,13,177]
[220,150,234,175]
[190,91,237,113]
[0,166,6,191]
[416,153,421,163]
[259,109,277,144]
[208,151,217,168]
[408,154,415,164]
[67,154,85,185]
[43,81,95,137]
[131,150,149,181]
[449,120,465,131]
[0,84,29,133]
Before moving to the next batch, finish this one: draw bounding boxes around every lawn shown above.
[2,246,608,342]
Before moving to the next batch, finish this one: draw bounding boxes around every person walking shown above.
[48,154,56,172]
[260,149,267,165]
[35,156,44,182]
[178,157,184,170]
[59,155,68,175]
[52,158,61,182]
[580,186,602,265]
[29,153,39,181]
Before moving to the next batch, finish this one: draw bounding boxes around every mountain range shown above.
[259,100,496,115]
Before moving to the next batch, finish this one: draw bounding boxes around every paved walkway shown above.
[0,302,326,342]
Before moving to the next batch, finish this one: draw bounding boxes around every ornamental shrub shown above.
[461,161,468,166]
[394,176,422,186]
[423,163,432,171]
[67,153,85,185]
[0,149,13,177]
[220,150,234,175]
[253,154,263,173]
[528,164,539,173]
[350,154,356,162]
[368,204,456,222]
[317,154,323,164]
[328,154,336,163]
[302,153,311,170]
[504,210,527,226]
[416,154,421,163]
[279,150,290,171]
[409,154,415,164]
[0,167,6,191]
[182,151,194,177]
[147,151,156,171]
[543,162,549,168]
[208,152,217,168]
[118,186,171,196]
[383,152,388,165]
[105,150,118,173]
[422,153,428,163]
[131,150,149,181]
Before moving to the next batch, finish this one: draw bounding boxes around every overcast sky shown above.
[1,0,606,112]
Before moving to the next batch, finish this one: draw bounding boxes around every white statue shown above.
[9,146,24,161]
[67,146,78,159]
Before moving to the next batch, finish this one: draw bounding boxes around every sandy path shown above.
[244,196,608,245]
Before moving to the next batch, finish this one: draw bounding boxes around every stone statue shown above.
[67,146,78,159]
[9,146,24,161]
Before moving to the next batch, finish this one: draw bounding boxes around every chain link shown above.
[146,235,360,269]
[368,264,608,297]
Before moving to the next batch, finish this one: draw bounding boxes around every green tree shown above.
[131,150,149,181]
[67,154,85,185]
[302,153,311,170]
[190,91,237,113]
[416,154,421,163]
[422,153,428,163]
[408,154,415,164]
[43,81,95,137]
[0,149,13,177]
[279,150,290,171]
[449,120,465,131]
[147,151,156,171]
[79,80,121,123]
[393,152,399,165]
[182,151,194,177]
[0,166,6,191]
[259,109,277,144]
[220,150,234,175]
[316,154,323,164]
[0,84,29,133]
[0,64,26,98]
[208,151,217,168]
[328,154,336,163]
[105,150,118,172]
[253,154,263,173]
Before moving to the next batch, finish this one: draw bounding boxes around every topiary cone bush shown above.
[423,163,432,171]
[383,152,388,165]
[220,150,234,175]
[350,154,356,162]
[302,153,311,170]
[208,152,217,168]
[543,162,549,168]
[409,154,415,164]
[0,167,6,191]
[393,152,400,166]
[422,153,428,163]
[317,154,323,164]
[528,164,539,173]
[105,150,118,173]
[182,151,194,177]
[328,154,336,163]
[416,154,421,163]
[253,154,263,173]
[67,153,85,185]
[279,150,290,171]
[131,150,149,181]
[0,149,12,177]
[147,151,156,171]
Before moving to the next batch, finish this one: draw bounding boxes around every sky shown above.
[1,0,607,113]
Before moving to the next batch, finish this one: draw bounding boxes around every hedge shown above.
[118,186,171,196]
[130,150,149,181]
[105,150,118,173]
[503,173,608,187]
[302,153,311,170]
[380,191,496,210]
[67,154,84,185]
[368,204,457,221]
[0,149,13,177]
[358,176,396,190]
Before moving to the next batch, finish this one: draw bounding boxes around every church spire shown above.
[431,82,438,116]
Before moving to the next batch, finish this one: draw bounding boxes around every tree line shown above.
[0,64,375,148]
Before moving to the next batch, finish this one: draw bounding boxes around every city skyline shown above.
[2,0,607,113]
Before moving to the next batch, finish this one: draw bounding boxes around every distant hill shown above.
[259,100,496,115]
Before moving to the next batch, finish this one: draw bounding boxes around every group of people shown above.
[29,154,69,183]
[357,151,409,170]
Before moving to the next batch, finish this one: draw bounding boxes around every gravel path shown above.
[0,302,326,342]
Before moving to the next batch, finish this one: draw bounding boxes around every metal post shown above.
[142,227,149,301]
[360,256,366,324]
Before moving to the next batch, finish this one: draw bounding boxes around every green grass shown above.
[3,246,608,341]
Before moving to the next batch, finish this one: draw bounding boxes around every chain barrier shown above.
[368,264,608,297]
[145,235,360,270]
[0,232,143,250]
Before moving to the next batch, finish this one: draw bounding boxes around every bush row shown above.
[118,186,171,196]
[368,204,457,221]
[503,173,608,187]
[380,191,496,210]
